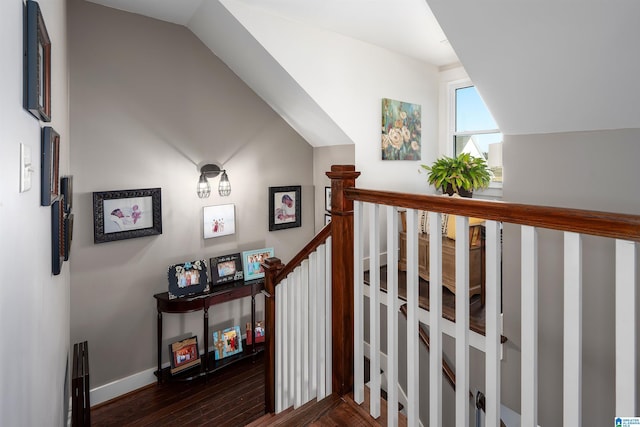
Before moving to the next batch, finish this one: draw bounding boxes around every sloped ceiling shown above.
[426,0,640,135]
[86,0,640,140]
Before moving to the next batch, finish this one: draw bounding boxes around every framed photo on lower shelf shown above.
[246,321,265,345]
[169,337,201,375]
[212,326,243,360]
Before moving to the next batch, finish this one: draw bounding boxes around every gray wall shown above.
[501,128,640,426]
[0,0,70,425]
[68,0,314,389]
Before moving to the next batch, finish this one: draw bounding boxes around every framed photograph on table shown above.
[210,253,243,285]
[169,336,201,374]
[269,185,301,231]
[167,260,209,299]
[41,127,60,206]
[203,204,235,239]
[92,188,162,243]
[24,0,52,122]
[241,248,274,281]
[212,326,243,360]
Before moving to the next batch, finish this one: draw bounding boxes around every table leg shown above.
[204,307,209,377]
[251,292,256,354]
[157,310,162,385]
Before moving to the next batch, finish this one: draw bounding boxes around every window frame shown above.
[447,79,503,192]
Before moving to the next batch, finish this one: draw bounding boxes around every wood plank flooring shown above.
[91,353,266,426]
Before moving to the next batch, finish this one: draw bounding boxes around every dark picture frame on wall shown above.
[324,186,331,212]
[61,176,73,214]
[64,213,74,261]
[51,198,63,275]
[269,185,301,231]
[24,0,52,122]
[92,188,162,243]
[41,127,60,206]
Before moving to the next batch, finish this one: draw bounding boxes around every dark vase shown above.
[444,183,473,198]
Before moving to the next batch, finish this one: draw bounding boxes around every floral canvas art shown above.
[381,98,421,160]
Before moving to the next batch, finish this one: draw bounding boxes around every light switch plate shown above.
[20,143,32,193]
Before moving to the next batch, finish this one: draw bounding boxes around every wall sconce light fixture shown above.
[197,164,231,198]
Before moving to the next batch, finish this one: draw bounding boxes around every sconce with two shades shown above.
[197,164,231,198]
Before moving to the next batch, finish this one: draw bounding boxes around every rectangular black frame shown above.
[51,198,63,275]
[93,188,162,243]
[41,127,59,206]
[210,253,244,286]
[324,186,331,212]
[64,213,74,261]
[167,260,209,299]
[61,176,73,214]
[269,185,301,231]
[24,0,51,122]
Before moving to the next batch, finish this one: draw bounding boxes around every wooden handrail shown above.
[274,223,332,284]
[345,187,640,242]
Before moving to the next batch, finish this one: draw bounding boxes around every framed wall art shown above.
[41,127,59,206]
[64,213,74,262]
[167,260,209,299]
[210,253,243,286]
[51,198,63,275]
[24,0,52,122]
[61,176,73,214]
[169,336,201,375]
[324,186,331,212]
[269,185,301,231]
[241,248,274,281]
[212,326,243,360]
[381,98,421,160]
[92,188,162,243]
[324,214,332,226]
[203,204,235,239]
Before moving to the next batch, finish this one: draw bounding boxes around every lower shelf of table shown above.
[154,341,265,383]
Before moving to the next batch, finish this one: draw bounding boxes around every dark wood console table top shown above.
[154,279,265,384]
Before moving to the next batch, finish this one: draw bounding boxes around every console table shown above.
[154,279,264,384]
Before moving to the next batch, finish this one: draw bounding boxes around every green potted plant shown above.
[420,152,491,197]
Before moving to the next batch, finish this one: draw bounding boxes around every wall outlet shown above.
[20,143,33,193]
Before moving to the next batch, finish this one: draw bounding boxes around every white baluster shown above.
[616,239,637,416]
[317,243,327,399]
[309,252,318,401]
[485,221,502,427]
[276,280,283,413]
[294,267,302,408]
[405,208,419,427]
[521,226,538,427]
[301,260,310,404]
[429,212,443,427]
[455,215,469,427]
[325,236,333,396]
[386,206,399,427]
[563,232,582,426]
[354,201,365,403]
[369,203,381,418]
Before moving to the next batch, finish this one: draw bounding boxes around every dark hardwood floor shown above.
[91,353,266,426]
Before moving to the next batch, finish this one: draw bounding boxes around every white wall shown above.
[0,0,70,425]
[68,0,314,395]
[217,0,441,195]
[313,145,355,232]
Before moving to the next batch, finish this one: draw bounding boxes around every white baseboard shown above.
[90,366,159,406]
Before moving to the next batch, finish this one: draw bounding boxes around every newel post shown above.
[263,256,283,413]
[326,164,361,396]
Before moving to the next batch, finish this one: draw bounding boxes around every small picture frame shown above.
[246,320,265,345]
[324,214,332,226]
[212,326,243,360]
[64,213,74,262]
[269,185,301,231]
[51,198,63,275]
[241,248,274,281]
[210,253,244,286]
[41,127,60,206]
[93,188,162,244]
[167,260,209,299]
[61,176,73,214]
[324,186,331,212]
[24,0,52,122]
[203,204,235,239]
[169,336,201,375]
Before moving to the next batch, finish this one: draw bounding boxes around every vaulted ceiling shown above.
[87,0,640,143]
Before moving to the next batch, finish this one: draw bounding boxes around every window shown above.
[450,82,503,185]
